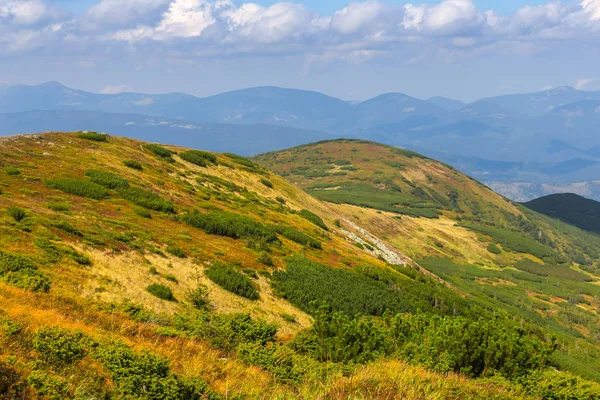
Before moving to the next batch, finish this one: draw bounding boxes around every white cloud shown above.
[84,0,169,27]
[330,1,385,35]
[101,84,131,94]
[0,0,47,24]
[575,78,596,90]
[582,0,600,21]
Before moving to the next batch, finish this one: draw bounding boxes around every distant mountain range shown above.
[3,82,600,200]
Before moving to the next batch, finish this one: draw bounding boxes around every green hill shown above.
[0,133,599,399]
[524,193,600,233]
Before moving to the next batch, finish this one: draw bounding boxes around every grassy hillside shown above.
[524,193,600,233]
[255,139,600,383]
[0,133,599,399]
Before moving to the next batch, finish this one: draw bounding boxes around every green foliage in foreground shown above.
[77,132,107,142]
[293,305,555,379]
[146,284,174,301]
[299,209,328,231]
[271,257,465,317]
[45,178,109,200]
[5,166,21,176]
[117,187,174,213]
[34,327,88,365]
[205,262,259,300]
[0,250,50,292]
[85,169,129,190]
[179,150,217,167]
[181,211,278,243]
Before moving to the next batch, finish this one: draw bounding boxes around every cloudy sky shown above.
[1,0,599,101]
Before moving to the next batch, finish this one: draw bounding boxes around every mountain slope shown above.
[255,139,600,382]
[2,133,600,398]
[524,193,600,233]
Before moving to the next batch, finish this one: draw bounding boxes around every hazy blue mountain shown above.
[481,86,600,116]
[0,110,334,155]
[353,93,444,126]
[427,96,466,111]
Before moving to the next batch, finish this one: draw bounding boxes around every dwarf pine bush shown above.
[77,132,107,142]
[117,187,174,213]
[181,211,278,243]
[6,207,26,222]
[300,209,328,231]
[179,150,217,167]
[85,170,129,189]
[205,262,259,300]
[45,178,109,200]
[146,284,174,301]
[123,160,142,170]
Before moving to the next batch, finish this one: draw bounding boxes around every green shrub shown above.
[146,284,175,301]
[205,262,259,300]
[181,211,278,243]
[5,166,21,176]
[166,246,186,258]
[186,284,211,310]
[6,207,26,222]
[257,251,274,266]
[93,340,212,399]
[518,369,600,400]
[123,160,142,170]
[0,250,50,292]
[134,207,152,219]
[179,150,217,167]
[34,327,89,365]
[300,209,328,231]
[46,203,70,212]
[85,170,129,189]
[223,153,264,173]
[164,274,178,283]
[50,220,83,237]
[117,187,174,213]
[487,244,501,254]
[145,144,173,161]
[271,225,322,249]
[77,132,107,142]
[46,178,109,200]
[276,196,286,204]
[260,179,273,188]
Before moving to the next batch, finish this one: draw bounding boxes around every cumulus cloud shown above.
[3,0,600,64]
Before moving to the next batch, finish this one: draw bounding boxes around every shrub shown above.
[260,179,273,188]
[276,196,286,204]
[134,207,152,219]
[146,284,175,301]
[166,246,186,258]
[6,207,26,222]
[46,178,109,200]
[181,211,278,243]
[50,220,83,237]
[186,284,211,310]
[145,144,173,161]
[85,170,129,189]
[5,166,21,176]
[47,203,69,212]
[123,160,142,170]
[93,340,212,399]
[300,209,328,231]
[179,150,217,167]
[271,225,322,249]
[34,327,89,365]
[205,262,259,300]
[77,132,107,142]
[117,187,174,213]
[164,274,178,283]
[0,250,50,292]
[487,244,501,254]
[257,251,274,266]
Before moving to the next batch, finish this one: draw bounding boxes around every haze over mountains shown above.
[3,82,600,201]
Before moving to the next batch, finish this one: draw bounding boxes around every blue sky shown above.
[2,0,600,101]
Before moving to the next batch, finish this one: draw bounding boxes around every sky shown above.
[1,0,600,101]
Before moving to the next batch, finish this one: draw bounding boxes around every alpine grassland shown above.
[0,133,599,398]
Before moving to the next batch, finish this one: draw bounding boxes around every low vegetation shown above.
[117,187,174,213]
[179,150,217,167]
[181,211,278,243]
[77,132,107,142]
[146,283,175,301]
[45,178,109,200]
[205,262,259,300]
